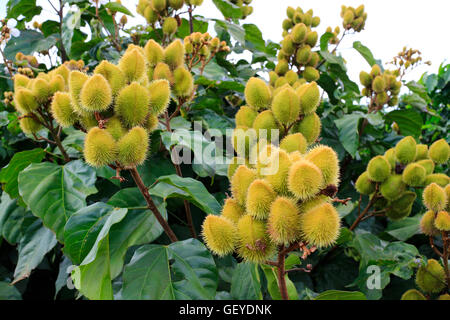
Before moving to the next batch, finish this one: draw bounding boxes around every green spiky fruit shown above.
[152,0,166,12]
[173,67,194,97]
[252,110,278,141]
[425,173,450,187]
[303,67,319,82]
[288,159,323,200]
[305,145,339,187]
[14,88,38,113]
[380,174,406,201]
[232,126,256,157]
[227,157,249,180]
[420,210,438,236]
[305,31,318,47]
[105,116,126,141]
[94,60,126,97]
[117,127,149,167]
[144,39,164,67]
[235,106,258,127]
[14,74,30,89]
[115,82,150,127]
[269,71,279,86]
[291,23,307,43]
[370,64,381,77]
[307,52,320,67]
[119,48,147,82]
[343,9,354,25]
[355,171,376,195]
[296,45,311,65]
[221,198,244,225]
[416,159,434,175]
[415,144,428,161]
[285,70,299,85]
[231,165,257,206]
[153,62,173,83]
[202,215,237,256]
[162,17,178,35]
[415,259,446,293]
[268,197,301,245]
[31,78,51,103]
[311,16,320,27]
[148,79,171,115]
[395,136,417,164]
[428,138,450,164]
[298,81,320,115]
[372,76,385,93]
[236,215,274,263]
[280,133,307,154]
[402,163,426,187]
[53,65,69,83]
[19,115,41,134]
[50,92,76,128]
[275,60,289,76]
[281,35,295,55]
[423,183,447,212]
[375,92,388,105]
[245,77,271,110]
[80,74,112,112]
[293,112,321,144]
[434,211,450,231]
[386,191,416,220]
[49,75,65,94]
[143,6,158,24]
[359,71,372,87]
[69,71,88,114]
[367,155,391,182]
[300,202,340,248]
[271,87,300,125]
[446,185,450,211]
[168,0,184,9]
[84,127,117,167]
[79,113,98,131]
[246,179,276,219]
[261,149,292,194]
[384,148,396,170]
[400,289,426,300]
[164,39,185,70]
[145,114,159,132]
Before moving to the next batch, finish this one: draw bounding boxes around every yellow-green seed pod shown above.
[380,174,405,201]
[428,138,450,164]
[303,67,319,82]
[144,6,158,24]
[288,159,323,200]
[115,82,150,127]
[300,202,340,248]
[275,60,289,76]
[69,71,88,113]
[281,35,295,55]
[305,31,318,47]
[438,294,450,300]
[311,16,320,27]
[298,81,320,115]
[94,60,126,97]
[152,0,167,12]
[271,87,300,125]
[375,92,388,105]
[280,133,307,154]
[50,92,77,128]
[232,126,256,158]
[164,39,185,70]
[372,76,385,93]
[235,106,258,128]
[446,185,450,211]
[148,79,171,115]
[400,289,426,300]
[145,114,159,132]
[296,45,311,65]
[386,191,416,220]
[370,64,381,77]
[173,67,194,98]
[221,198,244,225]
[268,197,301,245]
[307,52,320,67]
[31,78,51,103]
[305,145,339,187]
[246,179,276,219]
[245,77,271,110]
[261,149,292,194]
[415,159,434,175]
[286,6,295,19]
[20,115,41,134]
[49,75,65,94]
[415,144,429,161]
[144,39,164,67]
[153,62,174,83]
[423,183,447,212]
[384,148,396,170]
[202,215,237,256]
[402,163,426,187]
[14,88,38,113]
[231,165,257,206]
[293,112,321,144]
[105,116,126,141]
[80,74,112,112]
[359,71,372,87]
[291,23,307,44]
[285,70,298,85]
[83,127,118,167]
[416,259,446,293]
[14,74,30,89]
[355,171,376,195]
[274,77,288,89]
[420,210,438,236]
[117,126,149,167]
[269,71,279,86]
[343,9,354,25]
[169,0,184,10]
[119,49,147,83]
[395,136,417,164]
[236,215,274,263]
[425,173,450,187]
[367,155,391,182]
[227,157,248,181]
[162,17,178,35]
[434,211,450,231]
[54,65,70,84]
[79,113,98,131]
[252,110,278,141]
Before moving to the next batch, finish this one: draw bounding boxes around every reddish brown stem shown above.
[277,245,289,300]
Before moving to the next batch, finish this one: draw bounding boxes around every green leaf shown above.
[212,0,242,19]
[261,265,298,300]
[0,148,45,198]
[385,215,421,241]
[7,0,42,22]
[105,2,134,16]
[353,41,379,67]
[18,160,98,241]
[314,290,366,300]
[385,109,423,138]
[0,282,21,300]
[4,30,58,60]
[230,263,262,300]
[320,50,347,71]
[319,32,334,51]
[0,192,31,244]
[62,9,83,56]
[334,114,363,157]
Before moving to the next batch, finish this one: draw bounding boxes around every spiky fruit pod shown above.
[31,78,51,103]
[296,45,311,65]
[380,174,406,201]
[274,77,288,89]
[355,171,376,195]
[288,159,323,200]
[235,106,258,127]
[232,126,256,157]
[148,79,171,115]
[117,127,149,167]
[268,197,301,245]
[281,35,295,55]
[284,70,298,86]
[371,76,385,93]
[50,92,76,128]
[420,210,438,236]
[271,87,300,126]
[291,23,307,43]
[307,52,320,67]
[143,6,158,24]
[49,75,65,94]
[298,81,320,115]
[402,163,426,187]
[415,144,429,161]
[434,211,450,231]
[144,40,164,67]
[300,203,340,248]
[169,0,184,10]
[115,82,150,127]
[413,160,433,176]
[252,110,278,141]
[446,185,450,211]
[84,127,117,167]
[269,71,279,86]
[289,151,303,162]
[173,67,194,98]
[384,148,396,170]
[305,31,318,47]
[400,289,426,300]
[280,133,307,154]
[359,71,372,87]
[231,165,257,206]
[162,17,178,35]
[79,113,98,131]
[311,16,320,27]
[153,62,174,83]
[428,138,450,164]
[303,67,319,82]
[415,259,446,293]
[438,294,450,300]
[221,198,244,225]
[423,183,447,212]
[370,64,381,77]
[53,65,70,83]
[236,215,274,263]
[343,9,354,25]
[293,112,321,144]
[105,116,126,141]
[275,60,289,76]
[249,139,272,165]
[14,88,38,113]
[14,74,30,89]
[202,215,237,257]
[79,74,112,112]
[375,92,388,105]
[367,155,391,182]
[298,195,328,213]
[386,191,416,220]
[261,149,292,194]
[69,71,88,113]
[305,145,339,187]
[228,157,249,180]
[246,179,276,219]
[425,173,450,187]
[119,49,146,83]
[94,61,125,97]
[164,40,185,70]
[19,116,41,134]
[152,0,166,12]
[145,114,159,132]
[244,77,271,110]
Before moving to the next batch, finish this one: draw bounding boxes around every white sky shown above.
[1,0,449,83]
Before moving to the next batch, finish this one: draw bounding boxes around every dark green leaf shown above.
[0,281,21,300]
[230,263,262,300]
[212,0,242,19]
[105,2,134,16]
[4,30,57,60]
[334,114,362,157]
[385,109,423,138]
[7,0,42,21]
[385,215,421,241]
[353,41,379,67]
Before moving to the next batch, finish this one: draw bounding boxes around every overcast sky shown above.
[1,0,449,83]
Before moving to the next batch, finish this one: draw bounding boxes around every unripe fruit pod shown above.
[375,92,388,105]
[386,191,416,220]
[235,106,258,127]
[152,0,166,12]
[425,173,450,187]
[293,112,321,144]
[164,39,185,70]
[202,215,237,257]
[117,127,149,167]
[252,110,278,141]
[168,0,184,10]
[367,155,391,182]
[20,115,41,134]
[355,171,376,195]
[302,13,312,26]
[274,77,288,89]
[148,79,171,115]
[414,144,428,161]
[395,136,417,164]
[80,74,112,112]
[291,23,307,44]
[298,81,320,115]
[434,211,450,231]
[384,148,396,170]
[292,11,303,24]
[162,17,178,35]
[402,163,426,187]
[355,4,365,17]
[144,39,164,67]
[173,67,194,98]
[423,183,447,212]
[282,19,293,31]
[227,157,248,181]
[221,198,244,225]
[244,77,271,110]
[415,259,446,293]
[94,60,126,97]
[14,74,30,89]
[231,165,257,206]
[300,202,340,248]
[31,78,51,103]
[69,71,88,114]
[153,62,174,83]
[446,185,450,211]
[49,75,65,94]
[311,16,320,27]
[296,45,312,65]
[288,159,323,200]
[271,87,300,125]
[305,145,339,187]
[428,138,450,164]
[268,196,301,245]
[415,159,434,175]
[370,64,381,77]
[380,174,405,201]
[105,116,126,141]
[303,66,319,82]
[269,71,279,86]
[400,289,426,300]
[307,52,320,67]
[119,49,147,83]
[79,113,98,131]
[236,215,274,263]
[14,88,38,113]
[280,133,307,154]
[359,71,372,87]
[50,92,77,128]
[284,70,298,85]
[262,148,292,194]
[84,127,118,167]
[274,60,289,76]
[115,82,150,127]
[286,6,295,19]
[343,9,354,25]
[420,210,438,236]
[438,294,450,300]
[281,35,294,56]
[372,76,385,93]
[246,179,276,219]
[305,31,318,47]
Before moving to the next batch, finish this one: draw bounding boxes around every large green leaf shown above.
[7,0,42,22]
[4,30,58,60]
[0,282,21,300]
[212,0,242,19]
[385,215,421,241]
[385,109,423,138]
[334,114,363,157]
[314,290,366,300]
[230,263,262,300]
[18,160,98,241]
[353,41,379,67]
[105,2,134,16]
[0,192,34,245]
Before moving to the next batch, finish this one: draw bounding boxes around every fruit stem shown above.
[276,245,289,300]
